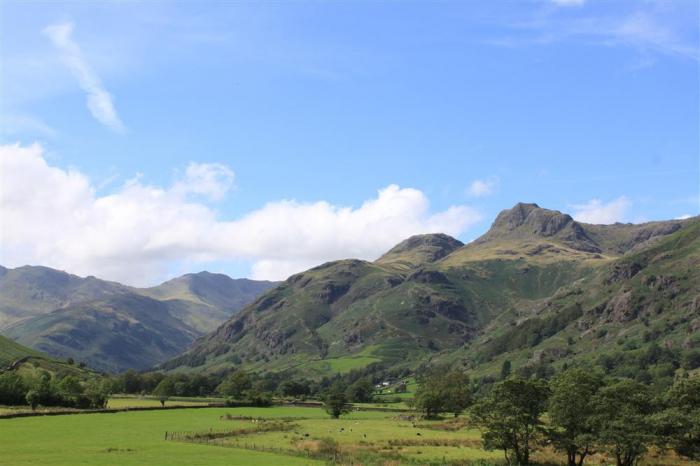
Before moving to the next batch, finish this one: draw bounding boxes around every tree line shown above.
[0,363,385,410]
[0,370,110,410]
[412,367,699,466]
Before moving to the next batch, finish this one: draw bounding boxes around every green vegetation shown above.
[1,407,325,466]
[0,267,275,372]
[0,335,46,367]
[471,377,550,466]
[414,369,472,418]
[163,205,698,390]
[322,383,350,418]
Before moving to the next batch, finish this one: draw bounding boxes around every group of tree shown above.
[413,368,472,418]
[0,370,110,410]
[419,367,700,466]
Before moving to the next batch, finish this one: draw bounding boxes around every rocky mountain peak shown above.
[477,203,601,252]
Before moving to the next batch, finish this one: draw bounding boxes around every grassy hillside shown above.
[0,269,275,372]
[4,293,201,373]
[431,217,700,380]
[0,335,97,381]
[163,204,697,380]
[0,335,45,368]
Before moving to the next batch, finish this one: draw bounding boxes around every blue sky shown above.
[1,0,698,285]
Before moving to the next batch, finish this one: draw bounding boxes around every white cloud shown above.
[675,214,692,220]
[550,0,585,6]
[467,177,499,198]
[172,163,235,201]
[571,197,631,224]
[43,22,125,132]
[0,143,481,284]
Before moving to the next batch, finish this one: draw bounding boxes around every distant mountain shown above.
[4,293,200,373]
[139,272,276,333]
[0,268,277,372]
[162,203,697,380]
[0,266,128,330]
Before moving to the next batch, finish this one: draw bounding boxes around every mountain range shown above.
[161,203,699,381]
[0,268,276,372]
[2,202,697,379]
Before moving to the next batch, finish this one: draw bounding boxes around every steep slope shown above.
[4,293,200,373]
[163,204,696,378]
[442,217,700,381]
[0,266,128,330]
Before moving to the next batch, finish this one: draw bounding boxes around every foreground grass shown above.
[2,406,697,465]
[0,407,325,466]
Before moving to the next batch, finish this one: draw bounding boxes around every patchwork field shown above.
[2,405,698,465]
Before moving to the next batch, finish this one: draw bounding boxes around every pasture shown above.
[1,405,698,465]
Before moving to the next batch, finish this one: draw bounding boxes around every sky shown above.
[0,0,698,286]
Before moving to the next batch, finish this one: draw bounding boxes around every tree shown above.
[84,379,111,408]
[442,371,472,417]
[591,379,655,466]
[216,370,252,399]
[415,369,472,418]
[153,377,176,407]
[26,389,40,410]
[500,360,512,380]
[279,380,310,398]
[57,376,83,403]
[470,377,550,465]
[0,372,27,405]
[323,383,350,419]
[346,377,374,403]
[654,376,700,460]
[548,368,604,466]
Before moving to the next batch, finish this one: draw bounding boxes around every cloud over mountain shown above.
[0,143,481,284]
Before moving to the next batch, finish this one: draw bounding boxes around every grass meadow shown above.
[2,405,698,465]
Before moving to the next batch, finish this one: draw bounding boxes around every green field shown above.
[1,407,326,466]
[107,398,209,409]
[0,406,499,465]
[2,405,697,465]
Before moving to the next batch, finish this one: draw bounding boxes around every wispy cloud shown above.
[43,22,125,132]
[490,4,699,62]
[0,114,57,137]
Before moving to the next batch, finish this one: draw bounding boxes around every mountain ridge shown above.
[161,203,698,379]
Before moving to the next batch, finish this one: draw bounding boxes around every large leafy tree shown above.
[591,379,655,466]
[415,369,472,418]
[345,377,374,403]
[470,377,550,465]
[654,376,700,460]
[548,368,604,466]
[216,370,252,399]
